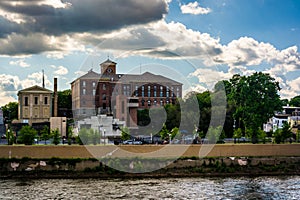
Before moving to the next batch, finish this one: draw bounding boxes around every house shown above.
[264,106,300,133]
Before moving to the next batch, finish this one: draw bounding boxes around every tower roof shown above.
[100,59,117,66]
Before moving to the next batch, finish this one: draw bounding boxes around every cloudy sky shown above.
[0,0,300,106]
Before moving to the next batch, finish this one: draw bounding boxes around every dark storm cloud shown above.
[0,33,58,55]
[0,0,168,36]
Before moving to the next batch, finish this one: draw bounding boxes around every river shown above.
[0,176,299,199]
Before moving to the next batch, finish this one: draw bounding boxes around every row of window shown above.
[140,98,176,106]
[82,89,96,96]
[24,96,49,106]
[82,85,181,97]
[82,81,97,88]
[136,85,180,98]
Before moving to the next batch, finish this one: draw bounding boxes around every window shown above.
[92,89,96,96]
[24,97,28,106]
[148,86,151,97]
[142,86,145,97]
[123,85,131,96]
[160,86,163,97]
[160,99,164,105]
[154,99,157,105]
[82,81,86,87]
[102,94,106,100]
[148,100,151,106]
[92,82,96,87]
[35,97,38,105]
[176,87,180,97]
[103,84,106,90]
[154,86,157,97]
[166,86,169,98]
[135,85,139,96]
[83,89,86,95]
[44,97,48,105]
[171,87,174,97]
[141,99,145,106]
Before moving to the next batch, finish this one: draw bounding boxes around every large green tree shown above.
[230,72,282,143]
[1,102,18,123]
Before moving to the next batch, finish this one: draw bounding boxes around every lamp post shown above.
[103,129,106,145]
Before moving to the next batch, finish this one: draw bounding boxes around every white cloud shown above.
[53,65,69,75]
[9,59,30,68]
[0,72,53,106]
[180,1,211,15]
[189,68,232,89]
[38,0,72,9]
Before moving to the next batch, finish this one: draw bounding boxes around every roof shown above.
[18,85,53,95]
[100,59,117,66]
[117,72,182,85]
[71,69,100,84]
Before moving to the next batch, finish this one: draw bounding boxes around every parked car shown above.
[123,140,142,145]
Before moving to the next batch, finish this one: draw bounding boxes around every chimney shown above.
[54,78,58,117]
[42,70,45,88]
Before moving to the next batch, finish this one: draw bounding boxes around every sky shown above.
[0,0,300,106]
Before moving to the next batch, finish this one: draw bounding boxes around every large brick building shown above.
[71,59,182,127]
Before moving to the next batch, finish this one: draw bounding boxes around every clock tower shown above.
[100,59,117,75]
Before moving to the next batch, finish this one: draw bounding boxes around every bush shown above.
[18,126,37,145]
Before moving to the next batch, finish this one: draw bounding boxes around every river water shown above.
[0,176,299,199]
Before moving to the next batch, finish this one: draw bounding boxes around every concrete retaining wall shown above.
[0,144,299,159]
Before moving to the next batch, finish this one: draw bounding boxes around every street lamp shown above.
[103,129,106,145]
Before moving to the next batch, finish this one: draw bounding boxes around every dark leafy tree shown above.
[40,125,50,144]
[57,89,73,118]
[230,72,282,143]
[51,129,61,145]
[18,126,37,145]
[289,95,300,107]
[1,102,18,123]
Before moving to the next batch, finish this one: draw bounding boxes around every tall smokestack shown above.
[42,70,45,88]
[54,78,58,117]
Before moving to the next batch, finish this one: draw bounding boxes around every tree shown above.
[67,126,74,145]
[77,128,90,145]
[1,102,18,123]
[18,126,37,145]
[51,129,61,145]
[91,129,101,145]
[257,129,267,144]
[170,127,180,140]
[233,128,242,143]
[57,89,72,118]
[159,124,169,140]
[230,72,282,143]
[289,95,300,107]
[281,121,292,142]
[121,127,130,141]
[40,125,50,144]
[273,122,292,144]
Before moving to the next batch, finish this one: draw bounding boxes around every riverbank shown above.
[0,156,299,179]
